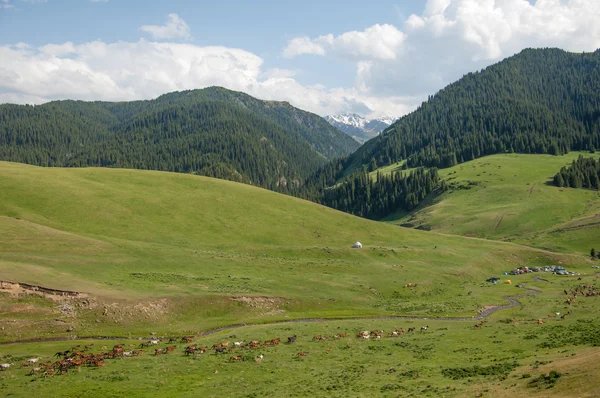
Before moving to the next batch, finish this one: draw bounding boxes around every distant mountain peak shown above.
[325,113,396,144]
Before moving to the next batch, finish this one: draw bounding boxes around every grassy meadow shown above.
[387,153,600,254]
[1,159,599,397]
[1,270,600,397]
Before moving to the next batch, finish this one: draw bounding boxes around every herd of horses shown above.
[1,325,432,376]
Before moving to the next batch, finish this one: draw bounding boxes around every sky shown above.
[1,0,599,118]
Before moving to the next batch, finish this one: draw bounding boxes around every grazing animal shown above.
[185,347,198,356]
[29,367,41,375]
[248,340,261,348]
[334,333,346,339]
[370,330,383,339]
[407,328,415,333]
[0,363,12,370]
[54,350,70,358]
[420,326,429,331]
[229,355,243,362]
[561,311,572,319]
[286,335,297,344]
[297,352,307,357]
[215,347,228,354]
[149,340,160,346]
[537,319,544,325]
[154,348,165,356]
[166,345,176,353]
[234,341,244,348]
[181,336,193,343]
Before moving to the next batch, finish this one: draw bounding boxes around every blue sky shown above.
[0,0,598,117]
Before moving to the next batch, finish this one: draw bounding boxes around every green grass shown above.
[386,153,600,254]
[0,161,588,342]
[1,273,600,397]
[1,160,599,396]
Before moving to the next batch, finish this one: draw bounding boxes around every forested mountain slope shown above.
[292,48,600,220]
[346,48,600,172]
[0,87,358,189]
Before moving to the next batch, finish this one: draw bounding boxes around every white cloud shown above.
[284,0,600,116]
[1,0,13,8]
[3,0,599,121]
[282,37,326,58]
[0,39,414,118]
[283,24,406,61]
[139,13,191,41]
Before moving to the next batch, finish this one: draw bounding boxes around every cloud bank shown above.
[2,2,600,118]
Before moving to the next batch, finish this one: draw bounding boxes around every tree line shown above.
[553,155,600,189]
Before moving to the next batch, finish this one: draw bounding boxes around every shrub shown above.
[528,370,561,389]
[442,362,519,380]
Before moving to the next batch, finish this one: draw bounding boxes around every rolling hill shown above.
[0,87,358,190]
[299,48,600,221]
[0,161,598,398]
[0,161,585,342]
[387,152,600,254]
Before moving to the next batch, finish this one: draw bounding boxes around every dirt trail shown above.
[0,284,540,345]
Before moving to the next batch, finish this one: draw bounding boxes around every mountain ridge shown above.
[325,113,395,143]
[0,86,359,190]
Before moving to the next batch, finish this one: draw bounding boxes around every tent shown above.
[352,242,363,249]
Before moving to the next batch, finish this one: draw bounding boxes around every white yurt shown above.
[352,241,363,249]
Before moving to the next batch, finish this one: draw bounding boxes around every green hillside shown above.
[387,153,600,254]
[0,161,586,342]
[301,49,600,221]
[0,87,358,190]
[1,162,599,397]
[349,48,600,172]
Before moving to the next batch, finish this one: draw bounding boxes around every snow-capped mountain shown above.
[325,113,396,144]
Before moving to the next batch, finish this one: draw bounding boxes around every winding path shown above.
[0,284,542,345]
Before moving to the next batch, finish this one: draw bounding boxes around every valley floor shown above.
[1,158,599,397]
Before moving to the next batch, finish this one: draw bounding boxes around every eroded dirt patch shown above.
[0,281,88,301]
